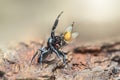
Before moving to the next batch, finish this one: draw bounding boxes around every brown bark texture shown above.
[0,40,120,80]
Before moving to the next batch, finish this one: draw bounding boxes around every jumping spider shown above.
[31,11,79,65]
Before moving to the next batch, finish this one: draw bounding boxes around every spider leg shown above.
[30,49,40,65]
[58,51,66,65]
[37,49,48,65]
[51,46,66,65]
[51,11,63,38]
[49,44,61,59]
[49,45,66,65]
[52,11,63,31]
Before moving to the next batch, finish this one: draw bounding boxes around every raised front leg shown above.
[51,11,63,38]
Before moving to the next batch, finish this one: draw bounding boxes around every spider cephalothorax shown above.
[31,12,79,65]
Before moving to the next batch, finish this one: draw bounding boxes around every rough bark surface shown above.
[0,40,120,80]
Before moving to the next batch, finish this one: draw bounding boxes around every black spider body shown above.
[31,12,67,65]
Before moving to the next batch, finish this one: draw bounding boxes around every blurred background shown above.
[0,0,120,46]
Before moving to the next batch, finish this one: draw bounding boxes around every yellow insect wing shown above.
[64,32,72,41]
